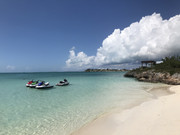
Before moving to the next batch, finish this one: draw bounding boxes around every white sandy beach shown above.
[72,85,180,135]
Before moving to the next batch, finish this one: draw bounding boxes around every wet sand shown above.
[71,85,180,135]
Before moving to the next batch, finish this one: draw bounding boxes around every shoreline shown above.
[71,85,180,135]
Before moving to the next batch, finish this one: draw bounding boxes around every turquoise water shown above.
[0,72,166,135]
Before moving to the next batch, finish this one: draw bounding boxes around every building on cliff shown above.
[141,61,156,67]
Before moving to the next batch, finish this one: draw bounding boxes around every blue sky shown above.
[0,0,180,72]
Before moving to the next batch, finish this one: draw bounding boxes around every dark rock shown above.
[124,69,180,85]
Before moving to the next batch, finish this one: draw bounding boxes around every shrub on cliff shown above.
[154,56,180,75]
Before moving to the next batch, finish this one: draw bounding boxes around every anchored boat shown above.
[35,81,53,89]
[26,80,33,87]
[29,81,39,88]
[56,79,69,86]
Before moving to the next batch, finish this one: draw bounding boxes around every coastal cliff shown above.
[124,69,180,85]
[124,56,180,85]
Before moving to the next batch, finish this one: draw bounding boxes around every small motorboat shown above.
[35,81,53,89]
[29,81,39,88]
[56,79,69,86]
[26,80,33,87]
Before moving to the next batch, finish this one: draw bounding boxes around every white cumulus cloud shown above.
[66,13,180,70]
[66,47,95,69]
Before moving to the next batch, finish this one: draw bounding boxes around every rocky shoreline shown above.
[124,69,180,85]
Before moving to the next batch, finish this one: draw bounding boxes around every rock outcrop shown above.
[124,69,180,85]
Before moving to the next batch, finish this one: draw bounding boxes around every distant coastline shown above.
[85,68,129,72]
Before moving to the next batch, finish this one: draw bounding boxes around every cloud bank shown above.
[66,13,180,70]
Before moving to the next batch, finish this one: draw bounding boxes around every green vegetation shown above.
[132,56,180,75]
[154,56,180,75]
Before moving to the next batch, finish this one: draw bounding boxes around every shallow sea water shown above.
[0,72,168,135]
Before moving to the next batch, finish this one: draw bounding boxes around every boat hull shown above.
[56,82,69,86]
[29,85,38,88]
[35,85,54,89]
[26,84,30,87]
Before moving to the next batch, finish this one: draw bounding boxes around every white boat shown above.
[26,80,33,87]
[29,81,39,88]
[35,82,53,89]
[56,79,69,86]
